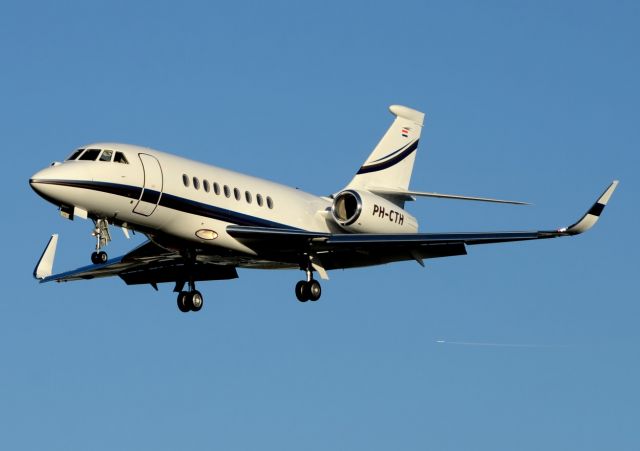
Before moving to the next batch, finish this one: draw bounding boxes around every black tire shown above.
[97,251,108,263]
[295,281,308,302]
[177,292,191,313]
[90,252,99,264]
[308,280,321,301]
[191,291,204,312]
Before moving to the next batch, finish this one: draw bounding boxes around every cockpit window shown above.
[78,148,101,161]
[99,149,113,162]
[114,152,129,164]
[67,149,85,161]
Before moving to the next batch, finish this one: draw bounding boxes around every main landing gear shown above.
[90,218,111,264]
[177,290,204,313]
[176,279,204,313]
[295,265,322,302]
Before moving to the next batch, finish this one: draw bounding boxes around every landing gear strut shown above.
[295,265,322,302]
[90,218,111,264]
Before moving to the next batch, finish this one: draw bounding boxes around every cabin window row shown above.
[182,174,274,209]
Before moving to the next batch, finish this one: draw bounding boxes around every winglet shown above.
[562,181,619,235]
[34,234,58,279]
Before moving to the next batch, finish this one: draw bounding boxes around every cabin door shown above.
[133,153,163,216]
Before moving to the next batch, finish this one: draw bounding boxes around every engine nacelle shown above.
[331,189,418,233]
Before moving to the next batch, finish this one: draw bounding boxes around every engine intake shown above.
[332,190,362,226]
[331,189,417,233]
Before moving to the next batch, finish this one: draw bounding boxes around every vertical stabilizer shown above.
[346,105,425,191]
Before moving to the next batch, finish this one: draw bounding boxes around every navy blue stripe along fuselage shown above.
[30,179,297,230]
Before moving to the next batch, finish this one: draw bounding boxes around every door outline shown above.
[133,153,163,216]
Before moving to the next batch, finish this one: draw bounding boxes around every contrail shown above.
[435,340,569,348]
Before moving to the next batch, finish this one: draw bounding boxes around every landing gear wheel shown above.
[190,291,203,312]
[308,280,321,301]
[295,280,322,302]
[91,251,108,264]
[177,292,190,313]
[295,281,308,302]
[177,291,204,312]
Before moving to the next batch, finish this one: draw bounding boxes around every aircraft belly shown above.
[156,213,258,255]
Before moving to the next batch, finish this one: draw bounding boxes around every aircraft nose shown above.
[29,164,63,200]
[30,165,52,187]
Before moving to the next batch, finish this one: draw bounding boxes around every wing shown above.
[35,239,238,285]
[228,181,618,270]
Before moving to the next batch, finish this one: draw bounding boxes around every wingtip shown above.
[566,180,618,235]
[33,234,58,280]
[589,180,618,204]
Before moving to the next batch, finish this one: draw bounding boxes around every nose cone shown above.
[29,164,65,204]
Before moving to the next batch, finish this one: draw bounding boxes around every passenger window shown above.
[203,180,210,193]
[213,182,220,195]
[79,148,101,161]
[234,188,241,201]
[266,196,274,209]
[67,149,84,160]
[224,185,231,198]
[99,150,113,162]
[114,152,129,164]
[193,177,200,190]
[256,194,263,207]
[182,174,190,187]
[245,191,252,203]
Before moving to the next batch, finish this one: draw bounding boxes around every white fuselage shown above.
[30,143,335,256]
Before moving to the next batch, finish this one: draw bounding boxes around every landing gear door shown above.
[133,153,163,216]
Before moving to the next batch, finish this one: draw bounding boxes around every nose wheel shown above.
[91,251,108,264]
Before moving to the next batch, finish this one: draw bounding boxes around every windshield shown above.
[66,149,85,160]
[65,148,129,164]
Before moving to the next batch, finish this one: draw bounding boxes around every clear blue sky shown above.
[2,1,639,450]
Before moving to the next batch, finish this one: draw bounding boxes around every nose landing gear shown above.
[90,218,111,264]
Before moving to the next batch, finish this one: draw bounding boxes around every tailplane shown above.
[346,105,425,191]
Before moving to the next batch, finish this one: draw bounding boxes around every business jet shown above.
[30,105,618,312]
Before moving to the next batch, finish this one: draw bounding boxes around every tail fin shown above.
[346,105,425,191]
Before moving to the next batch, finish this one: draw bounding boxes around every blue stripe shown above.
[31,179,297,230]
[356,140,419,175]
[369,141,413,164]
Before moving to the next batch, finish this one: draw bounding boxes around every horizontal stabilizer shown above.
[369,188,529,205]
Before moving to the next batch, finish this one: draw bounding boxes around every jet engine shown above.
[330,189,418,233]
